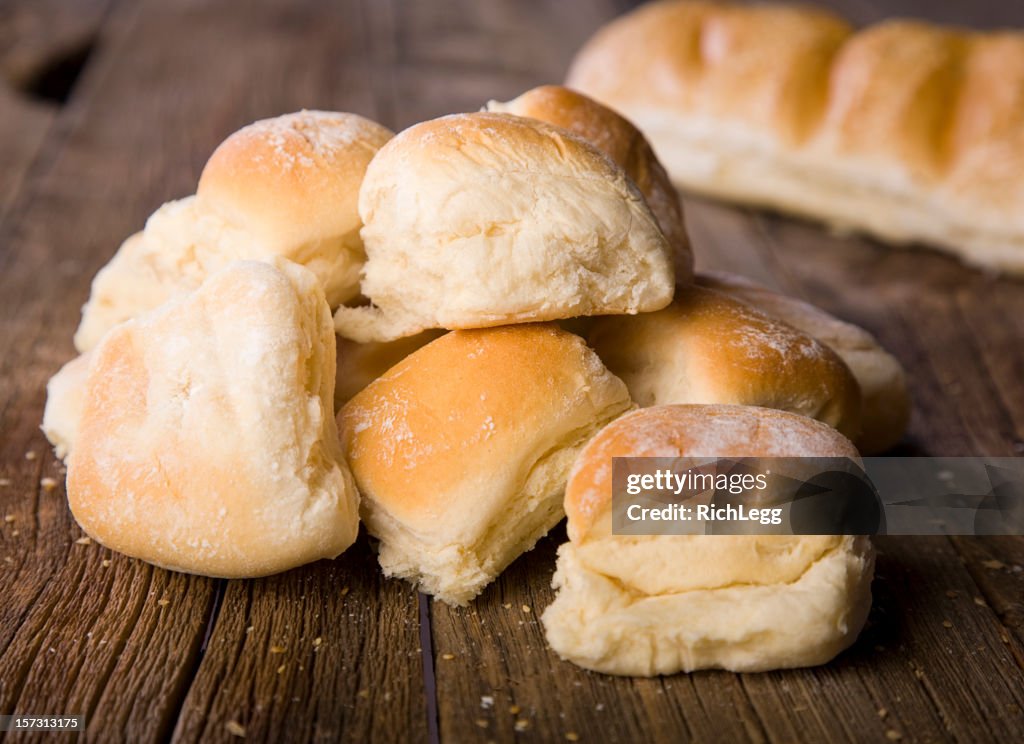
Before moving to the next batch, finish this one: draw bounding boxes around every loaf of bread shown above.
[542,404,875,675]
[568,1,1024,273]
[68,259,360,577]
[75,111,393,351]
[337,324,633,604]
[700,271,909,453]
[332,112,675,342]
[486,85,693,281]
[586,284,862,439]
[42,353,91,461]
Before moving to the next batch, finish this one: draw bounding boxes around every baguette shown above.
[568,1,1024,273]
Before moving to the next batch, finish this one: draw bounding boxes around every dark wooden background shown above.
[1,1,1022,742]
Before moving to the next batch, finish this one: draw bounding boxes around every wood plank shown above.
[0,0,109,94]
[0,0,227,734]
[950,537,1024,654]
[739,536,1024,744]
[0,0,113,218]
[684,198,794,286]
[430,529,774,744]
[377,0,629,129]
[0,0,423,739]
[0,87,54,219]
[429,530,1024,743]
[172,537,426,744]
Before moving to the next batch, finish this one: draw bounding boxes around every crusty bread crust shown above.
[487,85,692,282]
[699,271,910,453]
[587,284,863,441]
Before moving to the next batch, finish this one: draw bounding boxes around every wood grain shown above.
[0,0,112,220]
[0,86,53,220]
[172,538,426,744]
[430,529,778,744]
[0,0,107,87]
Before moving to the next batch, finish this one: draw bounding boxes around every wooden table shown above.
[1,1,1022,742]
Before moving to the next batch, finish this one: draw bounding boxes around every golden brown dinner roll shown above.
[333,112,674,343]
[68,259,360,578]
[567,1,1024,273]
[75,111,393,351]
[486,85,692,281]
[334,329,446,410]
[338,324,633,604]
[542,404,875,675]
[42,352,92,461]
[586,285,862,439]
[699,271,909,453]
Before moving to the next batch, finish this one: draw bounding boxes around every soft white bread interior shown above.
[74,231,167,353]
[567,1,1024,273]
[75,111,393,351]
[67,258,360,578]
[337,324,633,604]
[542,404,875,675]
[586,284,863,440]
[699,271,909,453]
[42,352,92,461]
[486,85,693,282]
[333,112,675,343]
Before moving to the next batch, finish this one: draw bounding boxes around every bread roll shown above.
[334,329,446,409]
[586,285,862,440]
[337,324,633,604]
[42,353,92,461]
[699,271,909,453]
[486,85,692,281]
[75,111,393,351]
[333,112,674,343]
[567,1,1024,273]
[68,259,359,577]
[542,404,875,675]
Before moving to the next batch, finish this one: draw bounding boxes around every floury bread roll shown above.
[333,113,675,343]
[67,259,360,577]
[485,85,692,281]
[338,324,633,604]
[586,285,862,439]
[334,330,446,409]
[568,1,1024,273]
[542,405,875,675]
[75,111,394,351]
[699,272,910,453]
[42,353,92,461]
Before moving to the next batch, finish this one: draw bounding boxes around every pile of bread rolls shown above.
[43,83,909,675]
[568,0,1024,274]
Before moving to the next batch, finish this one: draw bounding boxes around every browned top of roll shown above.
[565,404,861,541]
[487,85,692,281]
